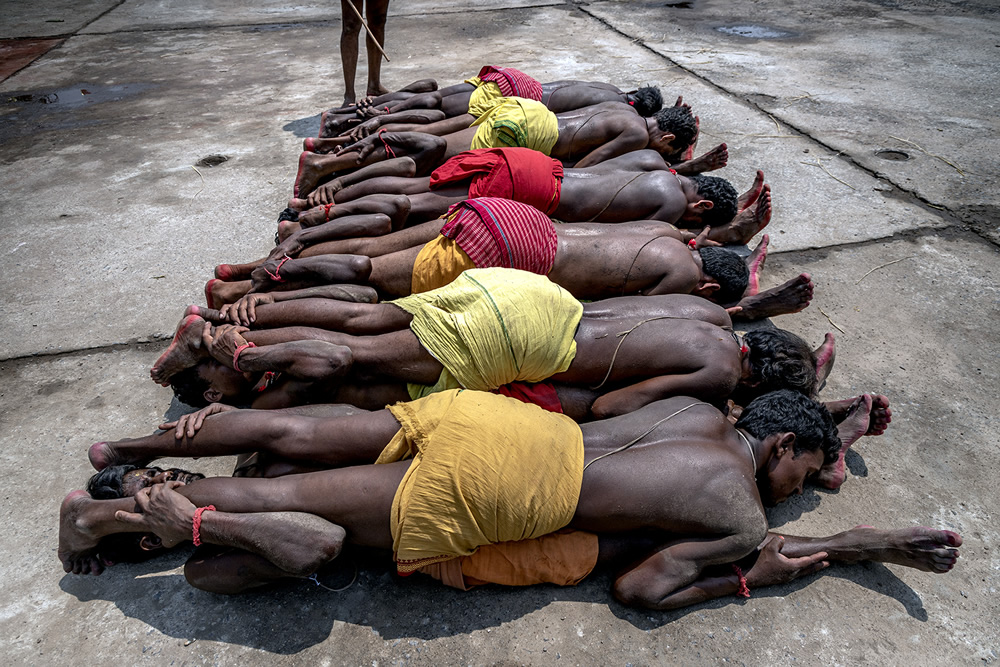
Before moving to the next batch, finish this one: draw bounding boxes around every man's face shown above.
[758,446,825,507]
[200,360,253,403]
[120,467,205,498]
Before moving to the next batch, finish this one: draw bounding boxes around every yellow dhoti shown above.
[469,96,559,155]
[391,268,583,399]
[378,390,585,573]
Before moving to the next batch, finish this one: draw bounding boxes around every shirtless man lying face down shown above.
[151,269,832,420]
[292,97,701,199]
[64,389,957,609]
[288,149,762,246]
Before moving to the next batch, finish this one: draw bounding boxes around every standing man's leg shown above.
[340,0,364,106]
[365,0,391,97]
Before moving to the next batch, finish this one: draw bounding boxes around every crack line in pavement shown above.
[571,4,993,243]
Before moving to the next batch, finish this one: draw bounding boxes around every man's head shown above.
[170,359,252,408]
[693,247,749,304]
[649,105,697,159]
[628,86,664,117]
[677,174,738,228]
[735,329,819,404]
[736,389,840,506]
[86,465,206,563]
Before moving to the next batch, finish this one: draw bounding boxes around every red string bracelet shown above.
[378,129,396,158]
[233,342,256,372]
[732,564,751,598]
[688,238,698,249]
[324,202,335,221]
[192,505,216,546]
[263,254,292,282]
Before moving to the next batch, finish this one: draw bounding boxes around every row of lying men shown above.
[61,66,959,611]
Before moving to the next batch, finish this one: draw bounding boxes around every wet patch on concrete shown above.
[2,82,156,110]
[716,24,797,39]
[0,82,157,145]
[0,38,66,81]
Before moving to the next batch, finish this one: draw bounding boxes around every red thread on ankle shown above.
[378,129,396,158]
[732,564,750,598]
[233,342,256,372]
[324,203,335,221]
[192,505,216,546]
[264,255,292,283]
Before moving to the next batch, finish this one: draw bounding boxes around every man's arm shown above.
[272,213,394,259]
[614,525,766,610]
[570,126,649,168]
[590,366,736,418]
[346,109,447,140]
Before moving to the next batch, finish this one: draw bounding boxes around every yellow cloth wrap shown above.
[391,268,583,400]
[465,80,505,118]
[410,237,476,295]
[417,529,600,590]
[470,97,559,155]
[378,390,585,573]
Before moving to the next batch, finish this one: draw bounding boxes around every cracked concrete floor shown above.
[1,0,998,663]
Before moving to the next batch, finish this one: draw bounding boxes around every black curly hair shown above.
[170,364,212,409]
[736,389,841,465]
[743,329,818,398]
[629,86,664,117]
[652,105,697,155]
[689,174,738,227]
[697,247,749,304]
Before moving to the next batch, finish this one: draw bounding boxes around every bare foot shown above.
[825,393,890,436]
[150,314,207,385]
[814,332,836,390]
[744,234,770,297]
[680,115,700,161]
[58,491,107,575]
[293,151,329,198]
[215,261,263,281]
[733,272,812,320]
[319,110,348,139]
[304,137,352,155]
[288,197,310,211]
[708,184,771,245]
[206,279,251,309]
[738,170,765,212]
[675,142,727,175]
[815,394,872,489]
[841,526,961,573]
[277,219,300,242]
[367,84,391,98]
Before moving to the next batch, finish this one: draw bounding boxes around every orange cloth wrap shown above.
[417,529,599,590]
[410,236,477,294]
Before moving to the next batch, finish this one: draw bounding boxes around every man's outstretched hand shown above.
[114,481,196,548]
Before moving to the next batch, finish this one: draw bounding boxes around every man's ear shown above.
[204,388,223,403]
[694,199,714,212]
[139,535,164,552]
[693,277,721,297]
[774,432,797,458]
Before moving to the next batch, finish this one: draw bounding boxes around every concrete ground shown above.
[1,0,997,663]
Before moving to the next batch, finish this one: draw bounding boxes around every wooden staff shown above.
[345,0,391,62]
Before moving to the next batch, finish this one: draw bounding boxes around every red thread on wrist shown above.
[669,168,677,175]
[688,239,698,249]
[324,203,335,221]
[264,254,292,282]
[233,342,256,372]
[192,505,216,546]
[378,129,396,158]
[732,564,750,598]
